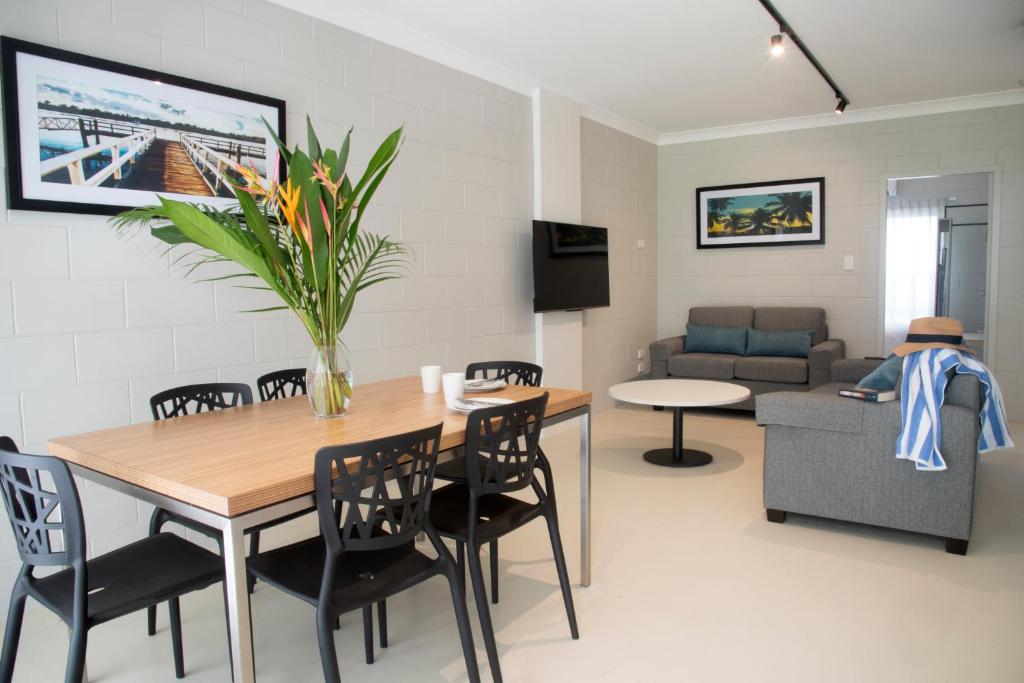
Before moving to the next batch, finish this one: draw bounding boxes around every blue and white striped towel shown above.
[897,348,1014,471]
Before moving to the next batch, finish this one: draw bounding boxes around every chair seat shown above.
[435,449,479,482]
[29,533,223,627]
[429,483,544,542]
[247,535,438,612]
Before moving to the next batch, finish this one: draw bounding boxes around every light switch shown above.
[637,348,645,359]
[843,255,854,271]
[637,239,645,249]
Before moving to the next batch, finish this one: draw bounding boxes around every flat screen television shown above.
[532,220,610,312]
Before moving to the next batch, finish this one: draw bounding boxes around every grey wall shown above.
[580,119,658,412]
[658,106,1024,417]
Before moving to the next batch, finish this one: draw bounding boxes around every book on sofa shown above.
[838,388,896,402]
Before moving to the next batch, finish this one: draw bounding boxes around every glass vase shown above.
[306,345,353,419]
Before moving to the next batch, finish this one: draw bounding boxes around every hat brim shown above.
[891,341,975,357]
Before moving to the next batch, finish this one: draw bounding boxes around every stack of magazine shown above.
[838,387,896,402]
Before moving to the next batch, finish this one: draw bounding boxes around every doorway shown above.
[882,172,993,360]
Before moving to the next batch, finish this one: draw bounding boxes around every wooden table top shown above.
[47,376,591,517]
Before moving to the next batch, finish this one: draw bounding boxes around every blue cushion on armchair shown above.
[857,354,902,390]
[685,323,747,356]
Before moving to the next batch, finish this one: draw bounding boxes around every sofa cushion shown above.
[754,307,827,346]
[667,353,736,380]
[735,356,808,384]
[689,306,754,328]
[745,328,815,358]
[685,323,747,355]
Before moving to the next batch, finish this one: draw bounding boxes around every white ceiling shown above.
[275,0,1024,138]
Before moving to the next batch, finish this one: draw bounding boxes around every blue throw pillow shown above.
[857,354,902,391]
[745,328,815,358]
[685,323,747,356]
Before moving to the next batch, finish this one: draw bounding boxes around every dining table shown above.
[47,375,593,683]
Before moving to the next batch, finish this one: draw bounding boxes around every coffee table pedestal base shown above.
[644,405,714,468]
[642,447,713,468]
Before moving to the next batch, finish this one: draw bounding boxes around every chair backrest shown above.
[314,423,442,554]
[465,361,543,387]
[0,437,85,568]
[150,383,254,420]
[257,369,307,402]
[463,393,548,496]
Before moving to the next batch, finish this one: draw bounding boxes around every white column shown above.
[532,88,583,390]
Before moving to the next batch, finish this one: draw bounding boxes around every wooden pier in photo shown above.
[37,115,267,197]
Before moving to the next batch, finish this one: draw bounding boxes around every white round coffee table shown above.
[608,379,751,467]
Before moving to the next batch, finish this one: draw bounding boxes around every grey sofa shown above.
[756,358,982,554]
[649,306,845,410]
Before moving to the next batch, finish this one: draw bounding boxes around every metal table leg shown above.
[643,406,713,467]
[579,406,591,587]
[219,518,255,683]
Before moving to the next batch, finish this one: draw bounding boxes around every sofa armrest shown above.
[946,373,981,412]
[650,335,684,361]
[756,391,871,433]
[808,339,846,388]
[830,358,883,385]
[650,335,684,379]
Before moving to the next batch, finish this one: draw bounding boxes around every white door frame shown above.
[877,165,1002,362]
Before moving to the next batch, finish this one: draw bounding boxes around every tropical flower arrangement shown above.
[113,118,409,417]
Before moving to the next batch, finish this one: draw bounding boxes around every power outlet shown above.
[637,361,646,374]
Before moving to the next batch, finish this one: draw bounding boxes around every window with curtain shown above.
[883,198,942,354]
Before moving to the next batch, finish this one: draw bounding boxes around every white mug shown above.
[441,372,465,408]
[420,365,442,393]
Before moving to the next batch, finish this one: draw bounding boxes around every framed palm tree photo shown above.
[695,177,824,249]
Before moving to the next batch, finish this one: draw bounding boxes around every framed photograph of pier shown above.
[1,36,286,215]
[695,177,825,249]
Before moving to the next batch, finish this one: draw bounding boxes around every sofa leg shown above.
[944,538,968,555]
[652,405,664,412]
[766,509,787,524]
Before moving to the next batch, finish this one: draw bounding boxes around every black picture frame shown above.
[695,177,825,249]
[1,36,287,216]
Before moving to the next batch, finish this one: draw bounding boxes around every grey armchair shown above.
[756,358,982,554]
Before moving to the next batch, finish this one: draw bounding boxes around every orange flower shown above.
[276,180,304,243]
[235,160,267,199]
[319,196,332,238]
[311,160,340,196]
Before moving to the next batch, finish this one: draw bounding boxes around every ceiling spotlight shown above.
[834,98,848,114]
[770,34,785,57]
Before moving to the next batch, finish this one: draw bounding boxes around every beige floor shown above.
[6,406,1024,682]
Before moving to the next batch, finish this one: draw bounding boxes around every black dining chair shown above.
[465,360,543,387]
[145,383,257,639]
[251,369,309,580]
[0,436,225,682]
[437,360,544,605]
[246,423,481,683]
[256,369,307,402]
[428,394,579,683]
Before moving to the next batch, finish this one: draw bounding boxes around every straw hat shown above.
[892,317,975,357]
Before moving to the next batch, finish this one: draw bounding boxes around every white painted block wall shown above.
[657,106,1024,418]
[581,119,658,413]
[0,0,537,599]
